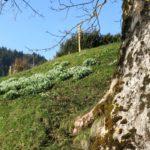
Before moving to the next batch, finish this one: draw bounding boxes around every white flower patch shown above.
[68,66,92,79]
[0,61,93,100]
[83,58,98,66]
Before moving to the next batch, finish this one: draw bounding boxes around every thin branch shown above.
[21,0,44,17]
[0,0,44,17]
[35,0,108,51]
[0,0,108,52]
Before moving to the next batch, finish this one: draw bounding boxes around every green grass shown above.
[0,43,120,150]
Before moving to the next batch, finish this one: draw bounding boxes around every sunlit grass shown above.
[0,43,120,149]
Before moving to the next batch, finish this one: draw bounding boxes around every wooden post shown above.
[9,66,12,75]
[32,53,35,67]
[77,24,81,52]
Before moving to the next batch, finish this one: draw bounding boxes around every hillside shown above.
[0,43,120,149]
[0,47,46,77]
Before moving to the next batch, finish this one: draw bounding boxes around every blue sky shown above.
[0,0,122,60]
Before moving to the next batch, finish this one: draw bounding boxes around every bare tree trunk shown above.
[73,0,150,149]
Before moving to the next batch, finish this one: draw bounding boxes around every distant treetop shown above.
[0,47,46,76]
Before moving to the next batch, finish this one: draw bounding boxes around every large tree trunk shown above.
[73,0,150,149]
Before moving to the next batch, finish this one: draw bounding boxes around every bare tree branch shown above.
[0,0,109,52]
[33,0,108,52]
[0,0,43,17]
[21,0,43,17]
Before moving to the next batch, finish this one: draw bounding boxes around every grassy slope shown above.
[0,43,120,150]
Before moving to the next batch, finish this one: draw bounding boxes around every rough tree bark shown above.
[73,0,150,149]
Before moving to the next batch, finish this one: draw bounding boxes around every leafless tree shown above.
[44,0,109,51]
[0,0,110,51]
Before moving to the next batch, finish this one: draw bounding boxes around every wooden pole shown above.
[77,24,81,52]
[33,53,35,67]
[9,66,12,75]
